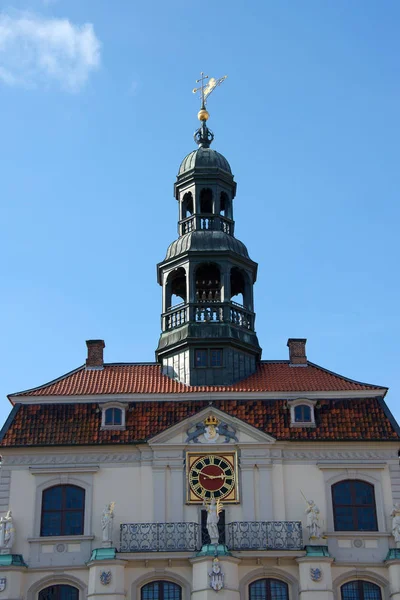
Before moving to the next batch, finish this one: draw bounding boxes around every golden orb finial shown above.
[198,107,209,122]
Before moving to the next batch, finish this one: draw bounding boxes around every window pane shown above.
[333,481,352,505]
[64,511,84,535]
[105,408,113,425]
[60,586,79,600]
[341,581,359,600]
[354,481,374,505]
[249,580,267,600]
[113,408,122,425]
[269,579,289,600]
[41,512,62,536]
[357,507,378,531]
[362,582,382,600]
[43,487,63,510]
[195,350,207,367]
[65,487,85,509]
[162,582,181,600]
[210,349,222,367]
[334,507,355,531]
[142,582,159,600]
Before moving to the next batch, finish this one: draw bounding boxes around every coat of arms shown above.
[100,571,112,586]
[0,578,6,592]
[209,557,224,591]
[310,567,322,582]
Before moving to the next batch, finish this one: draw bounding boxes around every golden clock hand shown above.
[201,473,226,480]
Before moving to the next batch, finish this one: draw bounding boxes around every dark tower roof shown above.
[165,230,250,262]
[179,147,232,175]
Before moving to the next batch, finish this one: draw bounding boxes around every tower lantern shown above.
[156,74,261,385]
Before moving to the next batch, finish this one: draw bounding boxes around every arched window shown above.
[294,405,311,422]
[341,580,382,600]
[41,485,85,536]
[249,578,289,600]
[141,581,181,600]
[105,407,122,425]
[332,480,378,531]
[39,585,79,600]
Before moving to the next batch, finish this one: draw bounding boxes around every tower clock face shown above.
[187,453,238,503]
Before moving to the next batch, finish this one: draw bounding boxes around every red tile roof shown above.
[9,361,385,398]
[0,398,398,447]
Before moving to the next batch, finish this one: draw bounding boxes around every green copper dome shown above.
[178,147,232,176]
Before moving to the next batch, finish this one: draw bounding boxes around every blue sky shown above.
[0,1,399,426]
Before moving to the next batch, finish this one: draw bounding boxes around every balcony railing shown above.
[120,522,200,553]
[179,215,234,236]
[120,521,303,553]
[227,521,303,551]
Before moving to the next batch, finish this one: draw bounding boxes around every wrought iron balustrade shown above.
[120,522,200,553]
[227,521,303,551]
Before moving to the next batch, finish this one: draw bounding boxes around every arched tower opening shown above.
[165,268,187,309]
[195,264,221,303]
[200,188,213,214]
[182,192,193,218]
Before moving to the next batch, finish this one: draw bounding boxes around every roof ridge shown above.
[307,361,387,391]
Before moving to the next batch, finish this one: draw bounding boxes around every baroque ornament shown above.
[310,567,323,582]
[209,557,224,591]
[0,578,6,592]
[185,416,238,444]
[100,571,112,586]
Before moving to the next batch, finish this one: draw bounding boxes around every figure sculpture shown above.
[0,510,15,553]
[101,502,115,544]
[391,503,400,546]
[203,498,222,545]
[305,499,321,539]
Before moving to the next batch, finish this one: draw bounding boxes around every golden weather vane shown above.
[193,72,228,122]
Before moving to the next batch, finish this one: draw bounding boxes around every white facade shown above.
[1,402,400,600]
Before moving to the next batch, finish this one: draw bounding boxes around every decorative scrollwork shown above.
[120,522,200,552]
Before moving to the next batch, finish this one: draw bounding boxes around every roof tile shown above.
[10,361,384,398]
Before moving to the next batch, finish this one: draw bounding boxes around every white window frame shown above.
[288,398,316,428]
[101,401,127,430]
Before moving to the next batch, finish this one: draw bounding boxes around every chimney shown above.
[287,338,307,366]
[86,339,105,369]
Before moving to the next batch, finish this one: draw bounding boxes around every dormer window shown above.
[294,404,311,423]
[105,407,122,426]
[289,399,316,428]
[101,402,127,430]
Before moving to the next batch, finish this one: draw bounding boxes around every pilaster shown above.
[87,557,127,600]
[0,565,25,600]
[386,552,400,599]
[297,552,334,600]
[191,555,240,600]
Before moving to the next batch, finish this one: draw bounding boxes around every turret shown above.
[156,76,261,385]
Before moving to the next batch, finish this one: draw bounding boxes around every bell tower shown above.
[156,75,261,385]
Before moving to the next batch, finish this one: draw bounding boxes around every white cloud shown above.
[0,12,100,91]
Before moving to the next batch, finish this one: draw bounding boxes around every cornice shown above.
[10,389,384,404]
[3,452,140,466]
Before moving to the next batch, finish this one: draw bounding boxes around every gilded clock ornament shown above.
[187,451,238,503]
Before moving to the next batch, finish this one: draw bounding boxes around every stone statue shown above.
[391,503,400,546]
[203,498,222,545]
[305,499,321,540]
[0,510,15,553]
[101,502,115,545]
